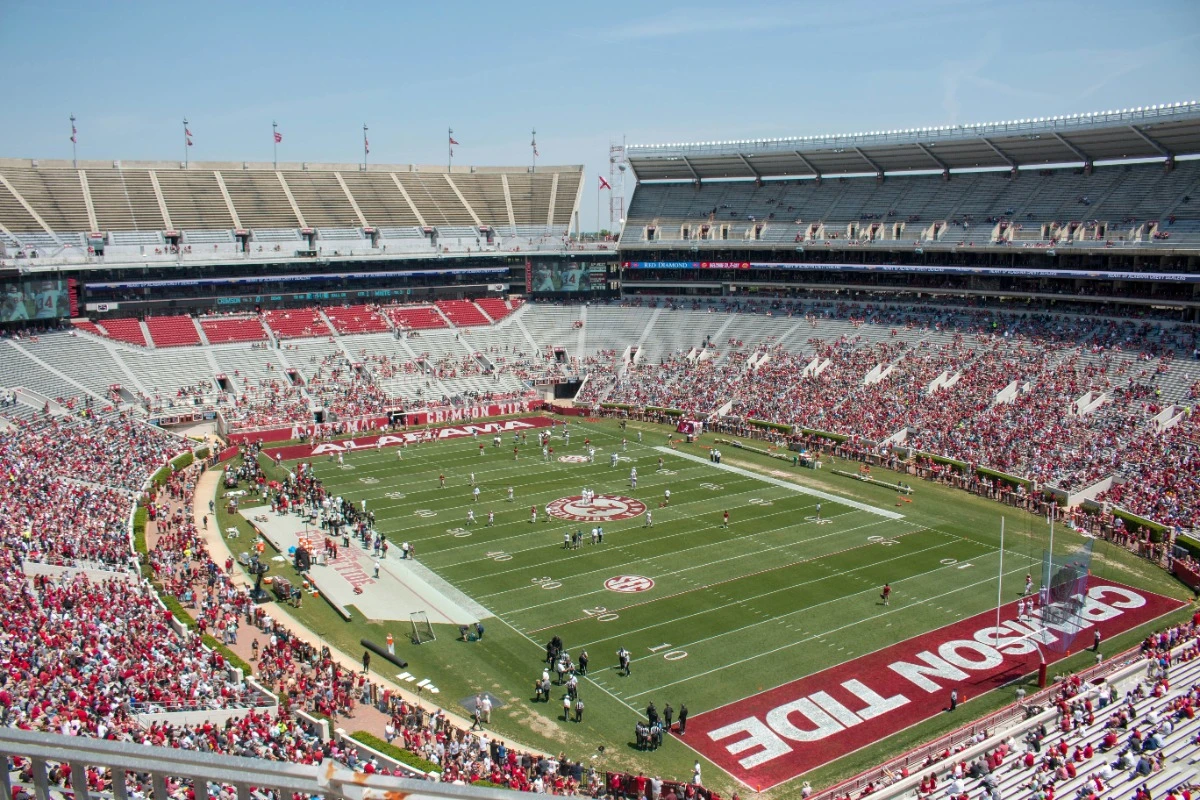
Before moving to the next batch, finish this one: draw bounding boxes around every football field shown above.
[303,419,1033,706]
[267,415,1184,790]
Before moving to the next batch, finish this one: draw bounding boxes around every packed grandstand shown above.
[1,103,1199,799]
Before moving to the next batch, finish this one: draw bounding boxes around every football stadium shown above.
[2,6,1200,800]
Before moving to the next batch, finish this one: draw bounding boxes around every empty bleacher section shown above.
[436,299,490,327]
[199,316,268,344]
[323,304,390,334]
[386,304,448,330]
[553,170,583,228]
[2,167,90,235]
[182,228,234,245]
[94,317,147,347]
[85,169,166,232]
[119,347,218,399]
[623,160,1200,246]
[262,309,333,340]
[475,297,514,323]
[153,170,235,230]
[505,173,558,232]
[336,171,423,226]
[283,171,361,227]
[144,315,201,347]
[217,171,298,229]
[15,333,137,400]
[447,173,506,228]
[0,161,582,247]
[396,173,476,226]
[521,303,584,348]
[0,340,97,404]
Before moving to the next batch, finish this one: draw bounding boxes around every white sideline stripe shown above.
[657,446,905,520]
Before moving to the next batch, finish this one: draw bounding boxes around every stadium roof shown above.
[626,102,1200,181]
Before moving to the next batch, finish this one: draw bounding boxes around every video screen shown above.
[0,278,69,323]
[530,261,605,293]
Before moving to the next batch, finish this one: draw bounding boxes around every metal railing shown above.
[0,727,511,800]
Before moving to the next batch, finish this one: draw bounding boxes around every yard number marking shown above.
[583,606,619,622]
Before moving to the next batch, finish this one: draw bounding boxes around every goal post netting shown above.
[1038,537,1093,654]
[410,611,435,645]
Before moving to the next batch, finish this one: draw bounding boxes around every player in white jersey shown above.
[467,510,476,526]
[487,511,494,527]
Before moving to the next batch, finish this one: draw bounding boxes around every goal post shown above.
[1038,537,1093,654]
[410,611,435,645]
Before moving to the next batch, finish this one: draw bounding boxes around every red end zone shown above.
[263,416,555,461]
[685,581,1183,790]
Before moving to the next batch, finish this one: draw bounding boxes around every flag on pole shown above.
[364,136,370,154]
[187,138,193,147]
[598,175,612,190]
[449,135,460,146]
[185,128,193,137]
[274,131,283,143]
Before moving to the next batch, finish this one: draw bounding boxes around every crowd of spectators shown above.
[575,298,1198,529]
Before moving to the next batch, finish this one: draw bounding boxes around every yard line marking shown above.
[622,560,1037,700]
[498,516,913,614]
[420,481,801,560]
[465,505,860,591]
[657,447,905,519]
[466,595,646,717]
[371,466,763,538]
[569,546,1027,652]
[544,532,968,643]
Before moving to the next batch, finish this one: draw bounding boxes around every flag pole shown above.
[448,127,453,172]
[183,117,189,168]
[272,121,278,170]
[363,123,369,170]
[531,128,537,174]
[596,177,600,237]
[70,114,77,168]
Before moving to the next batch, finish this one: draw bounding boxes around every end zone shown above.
[264,416,555,461]
[685,581,1184,790]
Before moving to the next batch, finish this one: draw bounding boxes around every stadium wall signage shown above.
[687,581,1182,789]
[227,400,542,444]
[262,416,554,460]
[621,261,1200,282]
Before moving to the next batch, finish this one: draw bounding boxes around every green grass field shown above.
[214,417,1193,797]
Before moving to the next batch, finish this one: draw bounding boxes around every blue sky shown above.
[2,0,1197,230]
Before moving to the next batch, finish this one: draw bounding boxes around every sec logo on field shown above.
[558,455,589,463]
[605,575,655,593]
[548,495,647,522]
